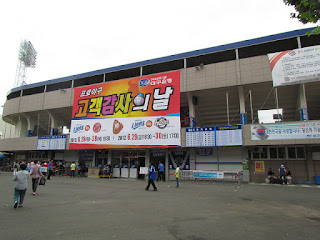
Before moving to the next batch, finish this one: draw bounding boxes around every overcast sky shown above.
[0,0,316,112]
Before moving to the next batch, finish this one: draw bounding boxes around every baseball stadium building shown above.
[1,28,320,183]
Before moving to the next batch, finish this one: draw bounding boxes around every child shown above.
[13,163,29,208]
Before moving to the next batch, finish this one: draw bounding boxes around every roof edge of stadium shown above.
[9,27,314,93]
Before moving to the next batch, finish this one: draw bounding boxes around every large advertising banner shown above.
[69,71,181,149]
[251,121,320,140]
[268,45,320,87]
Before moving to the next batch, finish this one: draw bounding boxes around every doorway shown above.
[151,150,166,180]
[113,150,145,178]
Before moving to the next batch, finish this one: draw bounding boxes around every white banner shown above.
[251,121,320,140]
[268,45,320,87]
[70,116,180,147]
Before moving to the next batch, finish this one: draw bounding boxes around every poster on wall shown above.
[251,121,320,140]
[69,71,181,149]
[255,161,265,173]
[268,45,320,87]
[186,125,242,147]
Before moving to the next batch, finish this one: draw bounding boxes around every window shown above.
[22,86,45,96]
[297,147,305,158]
[288,147,296,159]
[278,147,285,159]
[270,148,277,159]
[73,75,103,88]
[46,81,72,92]
[252,152,260,159]
[260,148,268,159]
[248,146,306,160]
[238,38,298,59]
[7,91,21,100]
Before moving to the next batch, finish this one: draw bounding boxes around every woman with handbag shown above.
[29,160,44,195]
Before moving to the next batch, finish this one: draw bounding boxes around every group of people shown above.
[267,164,292,184]
[12,160,181,208]
[12,160,79,209]
[12,160,45,209]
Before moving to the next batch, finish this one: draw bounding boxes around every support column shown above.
[238,86,247,124]
[15,116,28,138]
[46,110,60,135]
[15,117,22,138]
[107,150,112,165]
[298,84,309,121]
[186,92,196,127]
[306,146,315,183]
[24,114,37,137]
[145,149,150,169]
[165,149,169,181]
[189,148,196,170]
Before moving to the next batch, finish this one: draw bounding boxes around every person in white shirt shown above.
[175,164,180,188]
[13,163,29,208]
[70,162,76,178]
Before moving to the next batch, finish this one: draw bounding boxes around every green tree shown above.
[284,0,320,34]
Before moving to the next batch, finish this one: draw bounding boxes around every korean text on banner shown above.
[268,45,320,87]
[251,121,320,141]
[70,71,181,149]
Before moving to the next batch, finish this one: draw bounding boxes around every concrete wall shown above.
[0,137,38,151]
[3,56,273,119]
[249,160,308,184]
[43,89,72,109]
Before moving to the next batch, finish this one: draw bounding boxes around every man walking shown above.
[175,164,180,188]
[47,160,53,180]
[157,161,165,182]
[145,163,157,191]
[279,164,286,184]
[70,162,76,178]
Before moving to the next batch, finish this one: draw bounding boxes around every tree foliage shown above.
[284,0,320,34]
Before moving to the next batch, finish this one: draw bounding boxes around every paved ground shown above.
[0,173,320,240]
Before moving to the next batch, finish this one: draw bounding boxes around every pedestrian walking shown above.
[13,162,18,175]
[175,164,180,188]
[145,163,157,191]
[279,164,286,184]
[29,160,44,195]
[13,163,29,208]
[157,161,165,182]
[47,160,53,180]
[70,162,76,178]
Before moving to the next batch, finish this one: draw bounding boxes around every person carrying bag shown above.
[30,160,45,195]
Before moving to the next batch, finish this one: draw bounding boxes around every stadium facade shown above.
[2,28,320,183]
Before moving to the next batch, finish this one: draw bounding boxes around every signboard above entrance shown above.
[69,71,181,149]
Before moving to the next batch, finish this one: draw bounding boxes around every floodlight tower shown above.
[14,40,37,88]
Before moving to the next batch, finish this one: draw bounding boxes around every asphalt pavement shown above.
[0,172,320,240]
